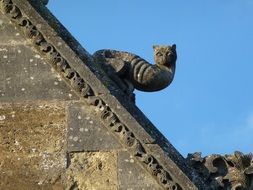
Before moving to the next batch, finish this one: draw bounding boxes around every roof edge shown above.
[0,0,208,189]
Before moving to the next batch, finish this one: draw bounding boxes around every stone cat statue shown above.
[93,44,177,98]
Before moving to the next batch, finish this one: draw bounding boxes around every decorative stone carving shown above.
[87,95,181,189]
[187,151,253,190]
[93,45,177,100]
[0,1,182,189]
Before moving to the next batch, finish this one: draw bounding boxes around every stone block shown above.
[67,102,122,152]
[0,12,26,44]
[0,103,67,189]
[0,45,78,102]
[118,151,163,190]
[66,152,118,190]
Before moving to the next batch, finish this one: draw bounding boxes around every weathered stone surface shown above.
[67,102,122,152]
[118,151,163,190]
[0,12,26,44]
[146,143,198,189]
[0,45,78,102]
[93,45,177,94]
[66,152,118,190]
[0,103,67,189]
[0,0,210,189]
[188,151,253,190]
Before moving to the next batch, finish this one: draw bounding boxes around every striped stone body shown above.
[93,45,177,92]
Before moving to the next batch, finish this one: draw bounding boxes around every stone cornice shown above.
[188,151,253,190]
[0,0,207,189]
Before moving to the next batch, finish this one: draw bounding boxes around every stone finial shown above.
[187,151,253,190]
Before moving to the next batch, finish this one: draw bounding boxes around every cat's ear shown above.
[153,45,159,50]
[172,44,176,50]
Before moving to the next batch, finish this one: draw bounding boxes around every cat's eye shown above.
[156,52,163,57]
[166,52,172,56]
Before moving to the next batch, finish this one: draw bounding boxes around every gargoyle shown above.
[93,45,177,99]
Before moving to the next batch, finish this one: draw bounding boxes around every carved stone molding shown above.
[87,96,181,189]
[187,151,253,190]
[0,1,185,189]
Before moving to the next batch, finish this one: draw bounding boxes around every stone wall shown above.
[0,10,166,190]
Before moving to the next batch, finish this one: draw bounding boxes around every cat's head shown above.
[153,44,177,67]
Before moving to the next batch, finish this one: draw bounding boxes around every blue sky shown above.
[48,1,253,156]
